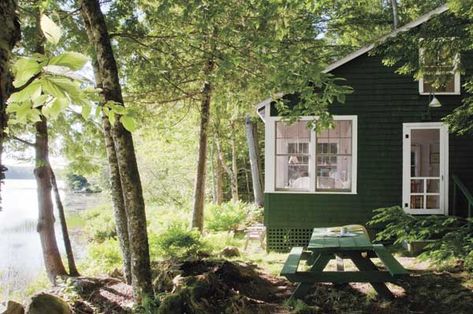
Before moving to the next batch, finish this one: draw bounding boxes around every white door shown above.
[402,123,449,215]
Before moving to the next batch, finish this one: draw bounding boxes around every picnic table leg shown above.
[349,253,395,299]
[291,253,332,300]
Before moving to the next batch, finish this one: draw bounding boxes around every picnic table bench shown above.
[281,226,408,299]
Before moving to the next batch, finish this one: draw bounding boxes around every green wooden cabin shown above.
[257,5,473,252]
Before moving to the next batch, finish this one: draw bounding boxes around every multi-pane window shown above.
[316,120,352,191]
[273,118,356,193]
[275,121,310,190]
[419,42,460,94]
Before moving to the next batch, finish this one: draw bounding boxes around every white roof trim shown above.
[323,4,449,73]
[255,92,283,121]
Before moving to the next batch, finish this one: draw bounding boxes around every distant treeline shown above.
[4,165,35,179]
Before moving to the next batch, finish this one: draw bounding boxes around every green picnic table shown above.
[281,226,408,299]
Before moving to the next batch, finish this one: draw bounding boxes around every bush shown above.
[151,223,209,259]
[86,239,123,274]
[83,206,117,243]
[368,206,473,270]
[206,201,255,232]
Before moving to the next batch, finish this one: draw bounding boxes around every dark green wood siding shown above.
[265,53,473,232]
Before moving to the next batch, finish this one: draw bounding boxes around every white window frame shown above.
[418,46,461,95]
[265,115,358,194]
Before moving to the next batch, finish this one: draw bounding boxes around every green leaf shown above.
[40,77,67,98]
[121,115,138,132]
[49,52,89,71]
[13,58,42,87]
[42,97,68,120]
[40,15,62,45]
[32,95,50,108]
[81,102,92,119]
[108,110,116,125]
[8,81,41,103]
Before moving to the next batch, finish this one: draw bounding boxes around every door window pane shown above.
[411,179,424,193]
[410,195,424,209]
[427,195,440,209]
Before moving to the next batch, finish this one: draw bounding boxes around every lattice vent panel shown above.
[267,228,312,252]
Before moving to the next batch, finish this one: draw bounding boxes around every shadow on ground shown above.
[298,268,473,314]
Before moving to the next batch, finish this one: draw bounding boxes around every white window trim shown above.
[265,115,358,195]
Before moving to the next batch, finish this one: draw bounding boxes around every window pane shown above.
[276,156,309,190]
[427,179,439,193]
[316,120,352,191]
[339,138,352,155]
[276,121,310,139]
[410,195,424,209]
[339,120,352,137]
[410,129,440,177]
[421,43,457,93]
[411,179,424,193]
[275,120,311,191]
[426,195,440,209]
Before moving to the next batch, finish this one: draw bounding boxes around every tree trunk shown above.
[191,59,214,232]
[90,55,132,284]
[215,134,238,203]
[245,116,264,207]
[102,115,132,285]
[230,122,239,202]
[33,7,67,283]
[391,0,399,29]
[215,147,224,205]
[35,117,68,283]
[50,167,79,277]
[80,0,152,301]
[0,0,21,204]
[209,141,217,203]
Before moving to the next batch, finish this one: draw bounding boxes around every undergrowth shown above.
[368,205,473,270]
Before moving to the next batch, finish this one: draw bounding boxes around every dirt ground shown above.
[50,256,473,314]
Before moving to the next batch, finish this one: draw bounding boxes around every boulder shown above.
[220,246,240,258]
[26,293,71,314]
[1,301,25,314]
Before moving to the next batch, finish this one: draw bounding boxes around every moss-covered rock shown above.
[26,293,71,314]
[2,300,25,314]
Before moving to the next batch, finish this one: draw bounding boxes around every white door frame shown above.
[402,122,449,215]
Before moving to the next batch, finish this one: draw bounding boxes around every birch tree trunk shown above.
[391,0,399,29]
[191,60,213,231]
[35,116,68,282]
[33,8,67,283]
[245,116,263,207]
[50,167,79,276]
[0,0,21,202]
[80,0,152,300]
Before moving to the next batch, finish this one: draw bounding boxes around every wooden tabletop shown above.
[307,227,374,251]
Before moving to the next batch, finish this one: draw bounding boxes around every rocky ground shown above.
[2,257,473,314]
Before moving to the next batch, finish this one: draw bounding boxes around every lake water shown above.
[0,179,106,301]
